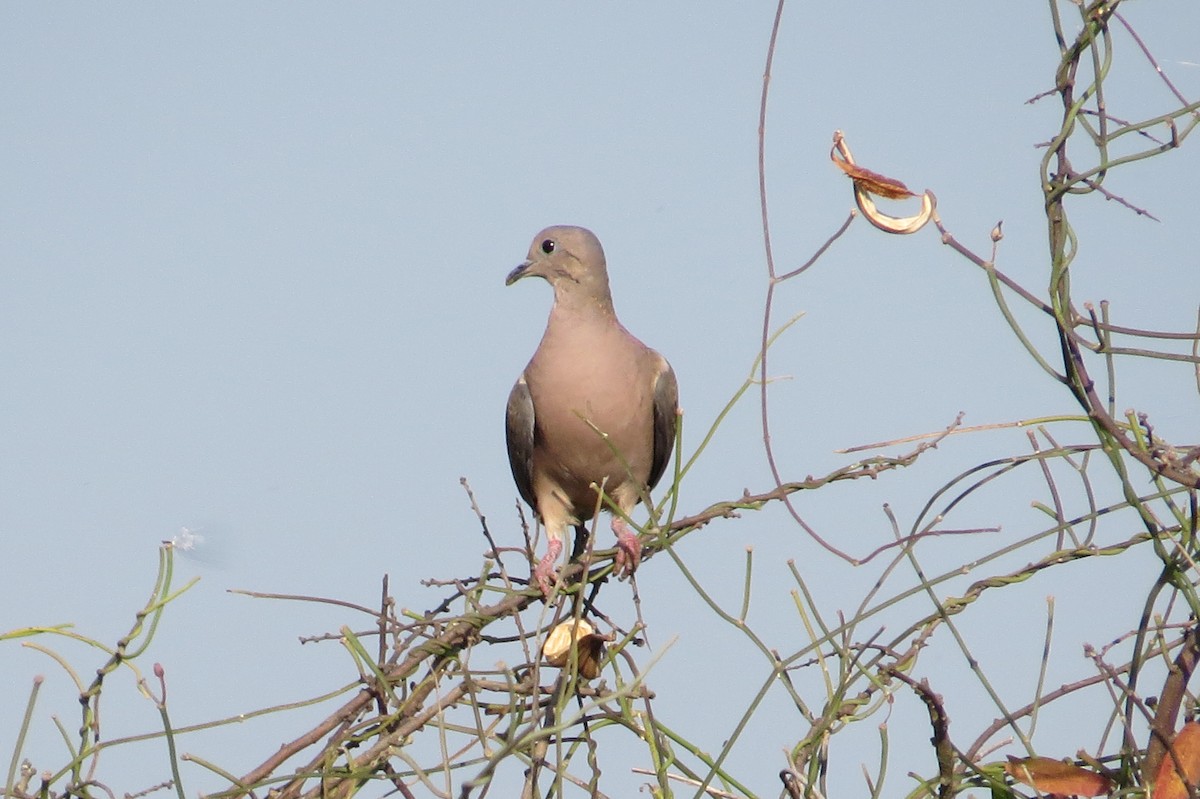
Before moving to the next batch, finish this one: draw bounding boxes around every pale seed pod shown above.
[543,619,606,679]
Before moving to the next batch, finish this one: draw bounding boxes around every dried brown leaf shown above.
[830,152,916,199]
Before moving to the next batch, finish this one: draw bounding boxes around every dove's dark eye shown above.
[541,239,555,254]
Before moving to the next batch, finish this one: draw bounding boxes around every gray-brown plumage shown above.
[505,225,678,595]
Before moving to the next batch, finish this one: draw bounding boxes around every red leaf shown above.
[1155,722,1200,799]
[1005,755,1112,797]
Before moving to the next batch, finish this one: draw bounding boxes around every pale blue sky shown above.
[3,4,1198,797]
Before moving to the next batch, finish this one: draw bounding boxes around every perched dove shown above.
[505,226,679,595]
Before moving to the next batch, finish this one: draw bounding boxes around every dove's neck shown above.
[551,283,617,323]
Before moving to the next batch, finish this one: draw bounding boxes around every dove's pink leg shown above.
[612,517,642,578]
[532,538,563,595]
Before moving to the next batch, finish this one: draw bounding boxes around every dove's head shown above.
[506,225,613,309]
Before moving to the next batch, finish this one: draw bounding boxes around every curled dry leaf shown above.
[830,129,935,235]
[853,189,936,235]
[1004,755,1112,797]
[542,618,607,679]
[1155,722,1200,799]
